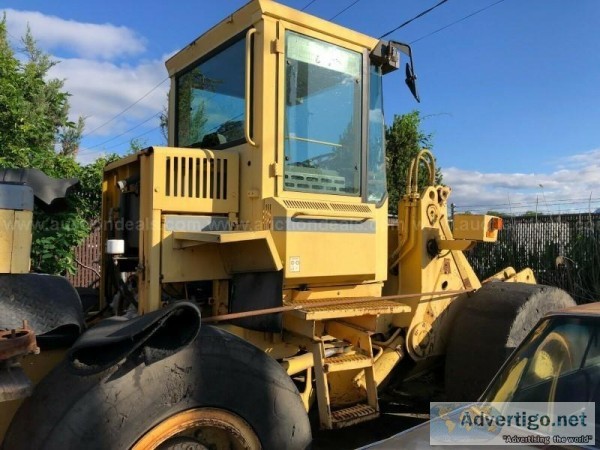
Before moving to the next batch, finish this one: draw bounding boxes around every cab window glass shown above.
[367,64,386,204]
[284,31,362,196]
[176,38,246,148]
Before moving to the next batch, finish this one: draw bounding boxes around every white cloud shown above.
[3,8,171,146]
[443,149,600,214]
[49,57,169,136]
[0,8,172,162]
[3,9,146,59]
[77,149,107,166]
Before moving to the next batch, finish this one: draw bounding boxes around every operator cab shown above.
[149,0,420,294]
[167,0,416,207]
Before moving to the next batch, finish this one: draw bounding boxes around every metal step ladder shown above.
[290,297,410,321]
[284,296,411,429]
[312,321,379,429]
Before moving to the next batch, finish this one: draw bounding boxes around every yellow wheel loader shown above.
[0,1,575,449]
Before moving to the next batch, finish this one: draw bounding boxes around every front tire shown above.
[4,326,311,450]
[444,282,575,401]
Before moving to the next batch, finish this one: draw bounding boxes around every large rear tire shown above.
[444,282,575,402]
[4,325,311,450]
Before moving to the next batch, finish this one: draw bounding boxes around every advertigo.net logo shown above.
[429,402,596,446]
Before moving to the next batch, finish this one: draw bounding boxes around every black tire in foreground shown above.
[444,282,575,402]
[4,325,311,450]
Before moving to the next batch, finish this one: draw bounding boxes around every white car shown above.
[361,302,600,449]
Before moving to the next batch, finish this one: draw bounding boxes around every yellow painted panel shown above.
[290,283,382,302]
[167,228,283,276]
[0,210,14,273]
[151,147,239,214]
[283,231,376,280]
[161,229,228,283]
[11,211,32,273]
[265,198,379,284]
[453,214,500,242]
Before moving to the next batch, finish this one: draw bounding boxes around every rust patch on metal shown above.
[0,322,39,361]
[442,258,451,274]
[462,278,473,290]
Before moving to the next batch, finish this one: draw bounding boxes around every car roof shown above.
[545,301,600,318]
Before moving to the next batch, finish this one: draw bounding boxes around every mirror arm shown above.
[390,41,420,103]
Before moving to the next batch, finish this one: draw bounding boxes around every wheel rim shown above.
[132,408,262,450]
[531,331,573,379]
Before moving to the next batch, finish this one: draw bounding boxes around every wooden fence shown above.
[67,221,101,289]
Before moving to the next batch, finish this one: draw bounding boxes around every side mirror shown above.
[370,40,420,103]
[392,41,420,103]
[405,62,420,103]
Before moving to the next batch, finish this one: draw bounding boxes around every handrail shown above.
[245,28,257,147]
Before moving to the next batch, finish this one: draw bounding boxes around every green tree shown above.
[1,19,77,167]
[58,116,85,157]
[128,137,148,154]
[0,17,111,274]
[385,111,442,215]
[159,101,168,143]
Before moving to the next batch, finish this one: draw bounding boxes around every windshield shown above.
[482,316,600,405]
[480,315,600,445]
[283,31,362,196]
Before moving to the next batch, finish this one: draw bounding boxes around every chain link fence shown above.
[465,213,600,303]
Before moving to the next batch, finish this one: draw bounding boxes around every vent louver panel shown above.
[283,200,331,210]
[152,147,239,214]
[330,203,372,213]
[165,156,228,200]
[281,200,373,214]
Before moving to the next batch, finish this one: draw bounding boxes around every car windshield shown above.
[482,316,600,405]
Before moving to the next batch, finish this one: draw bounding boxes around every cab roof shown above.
[165,0,378,77]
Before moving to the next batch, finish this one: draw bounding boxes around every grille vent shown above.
[282,200,372,213]
[283,200,331,210]
[330,203,372,213]
[165,156,228,199]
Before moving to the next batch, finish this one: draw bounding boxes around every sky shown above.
[2,0,600,214]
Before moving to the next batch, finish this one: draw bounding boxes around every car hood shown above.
[359,412,539,449]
